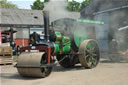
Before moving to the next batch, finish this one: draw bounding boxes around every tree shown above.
[80,0,90,9]
[67,0,80,12]
[31,0,44,10]
[44,0,49,3]
[67,0,91,12]
[0,0,18,8]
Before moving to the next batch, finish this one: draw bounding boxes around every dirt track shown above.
[0,59,128,85]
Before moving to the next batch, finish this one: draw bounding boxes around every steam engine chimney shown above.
[43,11,50,41]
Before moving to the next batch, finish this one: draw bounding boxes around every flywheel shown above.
[79,39,100,68]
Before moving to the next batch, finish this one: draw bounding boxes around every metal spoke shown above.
[79,40,100,68]
[92,57,97,65]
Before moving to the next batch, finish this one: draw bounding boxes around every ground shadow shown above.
[52,64,90,72]
[0,64,88,80]
[0,72,42,80]
[100,59,128,63]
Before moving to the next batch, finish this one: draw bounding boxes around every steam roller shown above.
[15,11,100,78]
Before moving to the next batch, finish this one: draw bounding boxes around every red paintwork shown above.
[14,39,29,46]
[47,47,51,64]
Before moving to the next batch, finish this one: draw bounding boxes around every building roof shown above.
[0,8,44,27]
[80,0,128,17]
[0,0,80,27]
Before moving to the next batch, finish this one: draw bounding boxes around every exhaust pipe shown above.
[43,11,50,41]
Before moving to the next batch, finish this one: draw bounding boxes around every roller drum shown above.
[16,52,52,78]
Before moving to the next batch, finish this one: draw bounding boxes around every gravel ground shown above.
[0,59,128,85]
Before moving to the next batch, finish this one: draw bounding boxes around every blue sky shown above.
[8,0,84,9]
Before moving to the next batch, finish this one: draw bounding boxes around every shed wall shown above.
[95,13,109,54]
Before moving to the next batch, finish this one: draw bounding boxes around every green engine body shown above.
[52,32,71,55]
[51,31,89,55]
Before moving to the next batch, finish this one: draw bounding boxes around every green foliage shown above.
[80,0,90,9]
[31,0,44,10]
[44,0,49,2]
[0,0,18,8]
[67,0,80,12]
[67,0,91,12]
